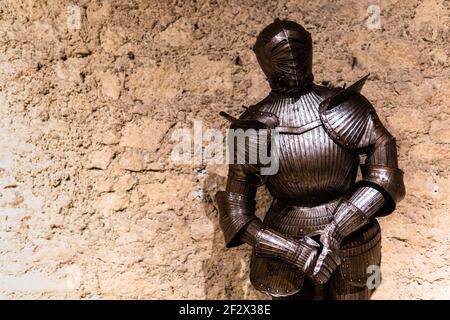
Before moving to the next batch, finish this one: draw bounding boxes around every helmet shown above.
[253,19,314,94]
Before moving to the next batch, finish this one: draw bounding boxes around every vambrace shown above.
[321,187,384,249]
[315,187,385,283]
[215,190,258,248]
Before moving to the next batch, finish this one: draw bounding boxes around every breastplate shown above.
[260,90,360,205]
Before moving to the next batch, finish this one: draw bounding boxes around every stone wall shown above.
[0,0,448,299]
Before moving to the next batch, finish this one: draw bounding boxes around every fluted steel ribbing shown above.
[258,91,359,205]
[215,18,405,300]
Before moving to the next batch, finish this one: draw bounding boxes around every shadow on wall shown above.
[200,171,260,299]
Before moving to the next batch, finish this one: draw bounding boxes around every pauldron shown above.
[319,75,376,149]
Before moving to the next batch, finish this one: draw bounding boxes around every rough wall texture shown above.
[0,0,448,299]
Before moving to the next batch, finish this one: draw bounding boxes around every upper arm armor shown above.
[358,121,405,215]
[222,105,280,184]
[215,106,279,247]
[318,75,405,215]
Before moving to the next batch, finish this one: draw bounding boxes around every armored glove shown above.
[313,199,369,284]
[254,228,320,276]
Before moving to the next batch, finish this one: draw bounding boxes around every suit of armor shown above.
[215,19,405,300]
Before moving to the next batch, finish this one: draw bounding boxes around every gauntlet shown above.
[313,187,385,284]
[313,199,369,284]
[254,228,320,276]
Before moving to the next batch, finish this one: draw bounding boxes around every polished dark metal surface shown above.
[215,19,405,300]
[253,18,314,94]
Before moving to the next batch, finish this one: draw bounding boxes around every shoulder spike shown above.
[320,74,370,113]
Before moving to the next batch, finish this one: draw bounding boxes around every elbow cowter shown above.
[215,191,258,248]
[356,128,405,216]
[357,165,405,216]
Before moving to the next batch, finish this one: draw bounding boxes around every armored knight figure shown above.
[215,19,405,300]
